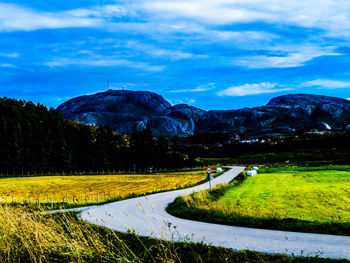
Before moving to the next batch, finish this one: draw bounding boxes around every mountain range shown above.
[57,89,350,139]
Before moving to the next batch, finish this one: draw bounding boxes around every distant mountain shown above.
[57,89,205,137]
[57,90,350,138]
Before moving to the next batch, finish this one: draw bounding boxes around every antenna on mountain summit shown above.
[122,85,125,91]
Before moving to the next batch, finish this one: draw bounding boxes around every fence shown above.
[0,165,221,209]
[0,166,212,178]
[0,191,123,210]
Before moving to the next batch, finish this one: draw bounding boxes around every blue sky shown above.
[2,0,350,110]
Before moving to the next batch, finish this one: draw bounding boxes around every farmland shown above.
[0,169,207,207]
[167,167,350,235]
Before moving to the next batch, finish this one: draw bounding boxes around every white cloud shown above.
[0,3,102,31]
[45,58,165,72]
[63,5,127,18]
[217,82,292,96]
[169,83,215,93]
[0,63,16,68]
[122,41,207,60]
[169,97,197,104]
[143,1,271,25]
[0,52,20,58]
[303,79,350,89]
[3,1,350,39]
[234,46,340,68]
[212,30,277,42]
[142,0,350,35]
[0,1,347,74]
[147,48,205,60]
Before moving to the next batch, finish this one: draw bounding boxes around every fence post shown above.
[51,197,54,209]
[97,193,99,203]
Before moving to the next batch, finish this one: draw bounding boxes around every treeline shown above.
[181,132,350,165]
[0,98,196,173]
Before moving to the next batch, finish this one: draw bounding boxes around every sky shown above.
[2,1,350,110]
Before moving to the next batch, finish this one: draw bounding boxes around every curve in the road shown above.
[75,166,349,260]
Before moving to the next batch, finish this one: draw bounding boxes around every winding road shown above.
[72,166,349,259]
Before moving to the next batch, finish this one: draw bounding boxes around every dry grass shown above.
[0,207,131,262]
[0,206,187,262]
[0,170,207,205]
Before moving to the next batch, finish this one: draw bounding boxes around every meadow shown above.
[167,167,350,235]
[0,169,208,208]
[0,206,347,263]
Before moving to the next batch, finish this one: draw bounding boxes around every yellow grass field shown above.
[0,170,207,205]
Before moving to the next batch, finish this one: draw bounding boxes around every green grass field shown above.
[167,167,350,235]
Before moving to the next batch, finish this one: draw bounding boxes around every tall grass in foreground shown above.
[0,207,142,262]
[0,206,186,262]
[0,206,120,262]
[0,207,347,263]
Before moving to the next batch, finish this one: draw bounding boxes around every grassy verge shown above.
[167,168,350,236]
[0,206,348,262]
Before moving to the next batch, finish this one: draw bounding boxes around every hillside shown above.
[57,90,350,138]
[57,90,205,137]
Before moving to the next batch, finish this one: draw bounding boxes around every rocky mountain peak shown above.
[267,94,350,108]
[57,91,350,139]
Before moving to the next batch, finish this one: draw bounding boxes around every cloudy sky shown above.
[1,0,350,110]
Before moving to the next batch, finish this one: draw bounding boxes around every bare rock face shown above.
[57,90,205,137]
[196,94,350,136]
[57,91,350,138]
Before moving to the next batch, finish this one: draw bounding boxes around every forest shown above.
[3,97,350,174]
[0,98,195,174]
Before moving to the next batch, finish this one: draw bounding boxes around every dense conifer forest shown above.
[0,98,194,174]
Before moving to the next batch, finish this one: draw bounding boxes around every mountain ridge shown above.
[57,90,350,138]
